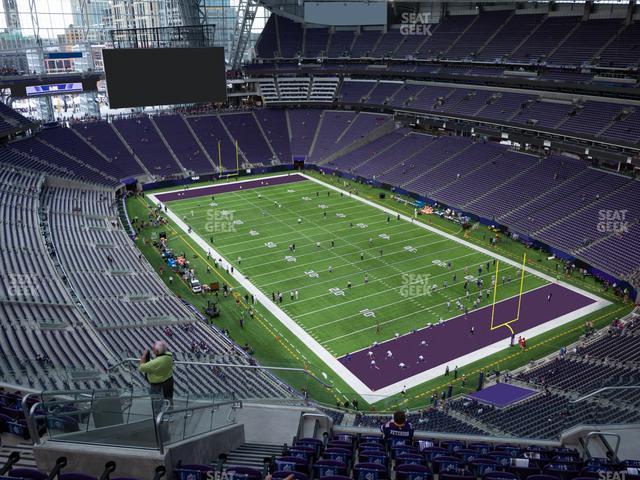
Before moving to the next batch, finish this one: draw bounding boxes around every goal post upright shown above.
[490,253,527,335]
[514,253,527,321]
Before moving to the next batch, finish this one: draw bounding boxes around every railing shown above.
[22,388,242,454]
[108,357,335,389]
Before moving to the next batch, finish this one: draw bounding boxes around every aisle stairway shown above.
[0,440,36,469]
[224,443,284,469]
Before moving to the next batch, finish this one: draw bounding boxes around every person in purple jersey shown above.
[381,411,414,446]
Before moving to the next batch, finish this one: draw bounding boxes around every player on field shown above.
[417,355,424,363]
[386,350,393,360]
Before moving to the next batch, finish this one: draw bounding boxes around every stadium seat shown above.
[272,471,308,480]
[527,475,561,480]
[396,453,424,466]
[8,469,48,480]
[322,448,352,468]
[173,464,213,480]
[226,467,262,480]
[312,459,348,478]
[354,462,388,480]
[59,474,98,480]
[484,472,517,480]
[395,463,432,480]
[432,456,464,474]
[274,457,309,474]
[469,459,500,477]
[439,472,476,480]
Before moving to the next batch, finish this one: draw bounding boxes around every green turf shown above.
[128,171,633,411]
[165,178,548,358]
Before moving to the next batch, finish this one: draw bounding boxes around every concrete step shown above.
[0,441,37,469]
[225,443,284,469]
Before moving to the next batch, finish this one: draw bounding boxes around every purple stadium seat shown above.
[59,474,97,480]
[469,444,492,455]
[422,447,448,462]
[392,445,419,459]
[8,469,48,480]
[296,438,322,455]
[354,462,389,480]
[440,441,465,453]
[395,464,432,480]
[288,446,315,461]
[469,459,500,476]
[313,459,348,478]
[271,471,308,480]
[508,459,541,479]
[332,434,353,444]
[318,476,351,480]
[488,452,514,468]
[439,473,475,480]
[323,448,352,467]
[359,450,388,466]
[542,465,580,480]
[432,456,464,474]
[483,471,517,480]
[360,442,384,452]
[456,450,483,463]
[361,435,383,444]
[274,456,309,474]
[226,467,262,480]
[396,454,424,466]
[173,464,213,480]
[527,475,561,480]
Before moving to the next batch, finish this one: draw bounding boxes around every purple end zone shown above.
[467,383,538,408]
[339,283,596,391]
[154,174,307,202]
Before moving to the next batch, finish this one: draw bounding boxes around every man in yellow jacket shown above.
[139,341,174,401]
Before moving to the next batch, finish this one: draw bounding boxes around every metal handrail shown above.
[584,431,621,463]
[154,396,242,454]
[109,357,334,389]
[570,385,640,403]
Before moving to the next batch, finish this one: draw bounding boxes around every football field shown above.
[149,173,608,401]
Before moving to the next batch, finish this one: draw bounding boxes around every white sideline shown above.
[147,172,611,403]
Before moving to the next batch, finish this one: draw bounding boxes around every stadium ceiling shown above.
[257,0,631,26]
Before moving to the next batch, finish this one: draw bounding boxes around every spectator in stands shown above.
[381,410,415,445]
[139,341,174,402]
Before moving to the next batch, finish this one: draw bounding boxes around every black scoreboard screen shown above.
[102,47,226,109]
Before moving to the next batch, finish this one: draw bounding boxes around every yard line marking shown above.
[258,245,480,289]
[300,262,531,323]
[248,234,451,279]
[218,221,433,259]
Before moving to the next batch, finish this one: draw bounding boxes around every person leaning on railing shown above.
[139,341,174,401]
